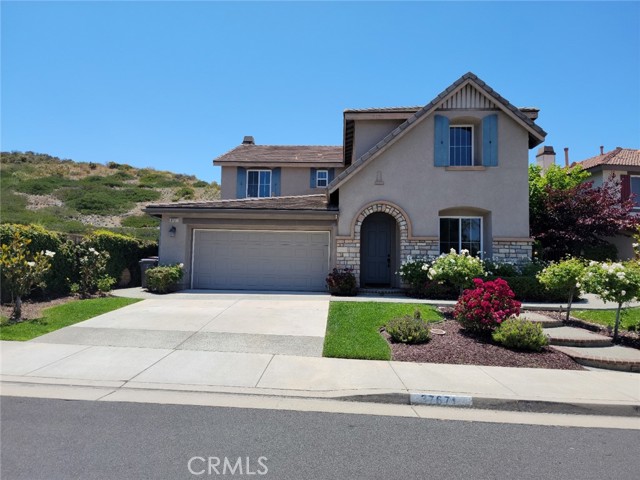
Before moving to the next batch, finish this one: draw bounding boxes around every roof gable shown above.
[330,72,547,193]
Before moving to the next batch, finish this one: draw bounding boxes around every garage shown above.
[191,230,330,291]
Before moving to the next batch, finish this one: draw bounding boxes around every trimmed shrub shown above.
[386,314,431,344]
[411,279,459,300]
[580,242,618,261]
[492,318,549,352]
[146,264,184,293]
[537,257,585,321]
[483,276,567,302]
[454,278,521,333]
[326,267,357,296]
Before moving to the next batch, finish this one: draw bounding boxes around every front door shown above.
[361,213,395,287]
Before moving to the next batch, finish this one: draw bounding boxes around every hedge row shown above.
[0,224,158,298]
[409,276,570,303]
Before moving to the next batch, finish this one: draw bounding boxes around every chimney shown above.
[242,136,255,145]
[535,146,556,171]
[600,145,604,155]
[564,147,569,167]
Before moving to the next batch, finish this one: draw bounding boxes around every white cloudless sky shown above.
[2,1,639,183]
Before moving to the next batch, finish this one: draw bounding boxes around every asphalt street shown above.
[1,396,637,480]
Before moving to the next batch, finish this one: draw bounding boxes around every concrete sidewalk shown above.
[1,340,638,418]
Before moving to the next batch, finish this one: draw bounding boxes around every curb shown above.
[336,391,640,418]
[2,378,638,418]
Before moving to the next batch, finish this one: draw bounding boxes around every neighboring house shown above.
[145,72,546,291]
[572,147,640,259]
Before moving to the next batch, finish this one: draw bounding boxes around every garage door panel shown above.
[192,230,329,291]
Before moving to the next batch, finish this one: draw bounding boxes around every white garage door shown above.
[192,230,330,291]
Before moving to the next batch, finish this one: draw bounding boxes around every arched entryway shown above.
[360,212,398,287]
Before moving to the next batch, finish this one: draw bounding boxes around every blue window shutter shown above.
[272,168,281,196]
[310,168,317,188]
[236,167,246,198]
[434,115,450,166]
[482,114,498,166]
[328,168,335,183]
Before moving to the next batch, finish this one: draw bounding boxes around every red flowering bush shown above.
[454,278,521,333]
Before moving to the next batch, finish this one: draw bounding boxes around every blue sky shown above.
[2,1,639,184]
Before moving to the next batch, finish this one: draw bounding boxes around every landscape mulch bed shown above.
[383,313,583,370]
[0,296,74,322]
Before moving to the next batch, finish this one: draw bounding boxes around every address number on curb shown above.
[410,393,473,407]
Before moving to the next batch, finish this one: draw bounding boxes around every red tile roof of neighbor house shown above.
[574,148,640,170]
[213,145,343,165]
[146,194,337,212]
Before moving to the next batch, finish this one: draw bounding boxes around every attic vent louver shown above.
[242,136,255,145]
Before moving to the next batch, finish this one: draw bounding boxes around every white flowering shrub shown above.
[398,257,431,292]
[428,249,485,295]
[537,257,585,321]
[583,260,640,341]
[0,232,55,322]
[72,243,112,298]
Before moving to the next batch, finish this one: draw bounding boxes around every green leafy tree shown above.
[0,232,55,322]
[583,261,640,342]
[537,257,585,322]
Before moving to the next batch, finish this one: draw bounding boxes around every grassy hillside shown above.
[1,151,220,241]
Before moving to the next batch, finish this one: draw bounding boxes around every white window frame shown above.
[630,175,640,208]
[316,169,329,188]
[246,169,272,198]
[439,216,483,258]
[449,124,474,166]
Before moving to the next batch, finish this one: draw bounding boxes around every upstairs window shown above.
[247,170,271,198]
[449,126,473,166]
[316,170,328,187]
[631,176,640,207]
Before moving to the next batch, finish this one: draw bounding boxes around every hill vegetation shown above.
[1,151,220,241]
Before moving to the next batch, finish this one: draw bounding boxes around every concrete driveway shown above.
[30,292,331,357]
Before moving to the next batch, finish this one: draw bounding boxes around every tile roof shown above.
[213,145,343,165]
[145,194,336,212]
[574,148,640,170]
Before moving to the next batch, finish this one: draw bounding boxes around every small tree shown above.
[427,249,484,295]
[582,261,640,342]
[537,257,585,322]
[0,232,55,322]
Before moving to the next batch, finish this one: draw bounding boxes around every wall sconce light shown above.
[169,226,177,237]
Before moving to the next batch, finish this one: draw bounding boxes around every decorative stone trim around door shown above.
[335,201,439,286]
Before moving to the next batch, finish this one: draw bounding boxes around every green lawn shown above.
[0,297,142,341]
[572,307,640,332]
[323,301,443,360]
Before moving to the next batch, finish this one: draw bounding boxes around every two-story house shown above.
[572,146,640,259]
[145,72,546,291]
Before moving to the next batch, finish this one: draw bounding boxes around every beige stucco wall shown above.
[220,165,344,199]
[353,119,405,161]
[338,110,531,258]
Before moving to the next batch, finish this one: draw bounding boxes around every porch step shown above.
[358,288,406,296]
[544,326,613,348]
[551,345,640,373]
[517,311,563,328]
